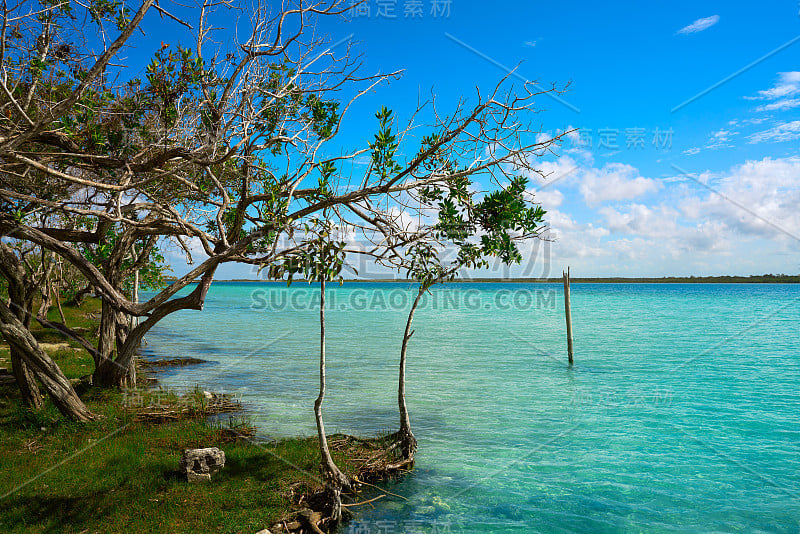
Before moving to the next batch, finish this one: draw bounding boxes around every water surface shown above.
[142,282,800,533]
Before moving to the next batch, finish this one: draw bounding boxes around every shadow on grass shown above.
[3,493,116,532]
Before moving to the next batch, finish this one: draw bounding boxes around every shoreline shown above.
[170,275,800,284]
[0,298,401,533]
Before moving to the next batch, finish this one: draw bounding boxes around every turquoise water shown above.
[142,282,800,533]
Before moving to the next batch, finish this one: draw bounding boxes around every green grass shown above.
[0,391,330,533]
[0,298,348,533]
[0,297,100,378]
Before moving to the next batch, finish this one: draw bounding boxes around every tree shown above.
[0,238,47,409]
[80,223,170,386]
[336,107,556,460]
[393,173,550,461]
[268,219,351,522]
[1,0,566,419]
[0,236,97,420]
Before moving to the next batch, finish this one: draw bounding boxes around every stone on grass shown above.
[179,447,226,482]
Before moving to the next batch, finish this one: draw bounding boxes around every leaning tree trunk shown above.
[0,243,44,408]
[10,349,42,410]
[96,268,218,388]
[397,285,423,461]
[0,300,95,421]
[116,315,134,387]
[314,279,350,522]
[122,269,139,385]
[6,288,42,410]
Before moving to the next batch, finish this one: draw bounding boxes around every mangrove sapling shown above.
[269,221,352,521]
[396,243,454,462]
[315,277,349,520]
[384,175,551,463]
[396,284,423,461]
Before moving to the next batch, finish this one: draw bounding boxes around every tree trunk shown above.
[314,279,349,521]
[113,308,131,385]
[93,298,120,387]
[397,286,423,461]
[0,300,95,421]
[8,290,42,409]
[54,281,66,324]
[1,243,44,408]
[67,283,92,307]
[93,301,135,388]
[130,269,139,330]
[36,280,52,321]
[35,252,56,322]
[125,269,139,384]
[11,348,43,410]
[96,268,217,388]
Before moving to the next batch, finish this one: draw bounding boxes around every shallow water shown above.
[142,282,800,533]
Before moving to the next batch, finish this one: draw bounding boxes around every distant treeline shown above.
[533,274,800,284]
[448,274,800,283]
[167,274,800,284]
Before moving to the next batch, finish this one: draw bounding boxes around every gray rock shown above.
[179,447,226,482]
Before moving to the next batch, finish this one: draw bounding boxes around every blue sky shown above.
[155,1,800,279]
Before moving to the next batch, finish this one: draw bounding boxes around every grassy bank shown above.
[0,299,359,534]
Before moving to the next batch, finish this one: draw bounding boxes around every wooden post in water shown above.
[563,267,574,365]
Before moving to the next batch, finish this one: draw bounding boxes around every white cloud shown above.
[747,72,800,101]
[705,128,738,150]
[564,127,580,146]
[686,127,742,155]
[541,208,610,259]
[599,204,729,253]
[609,238,656,261]
[747,121,800,144]
[532,189,564,208]
[600,204,679,238]
[517,156,800,277]
[681,157,800,241]
[579,162,661,206]
[676,15,720,35]
[755,98,800,112]
[534,126,580,150]
[164,236,208,266]
[709,129,734,142]
[524,40,538,48]
[531,154,581,186]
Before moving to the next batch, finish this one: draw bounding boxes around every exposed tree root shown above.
[269,431,415,533]
[330,431,415,483]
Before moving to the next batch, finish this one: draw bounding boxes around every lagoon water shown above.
[142,282,800,533]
